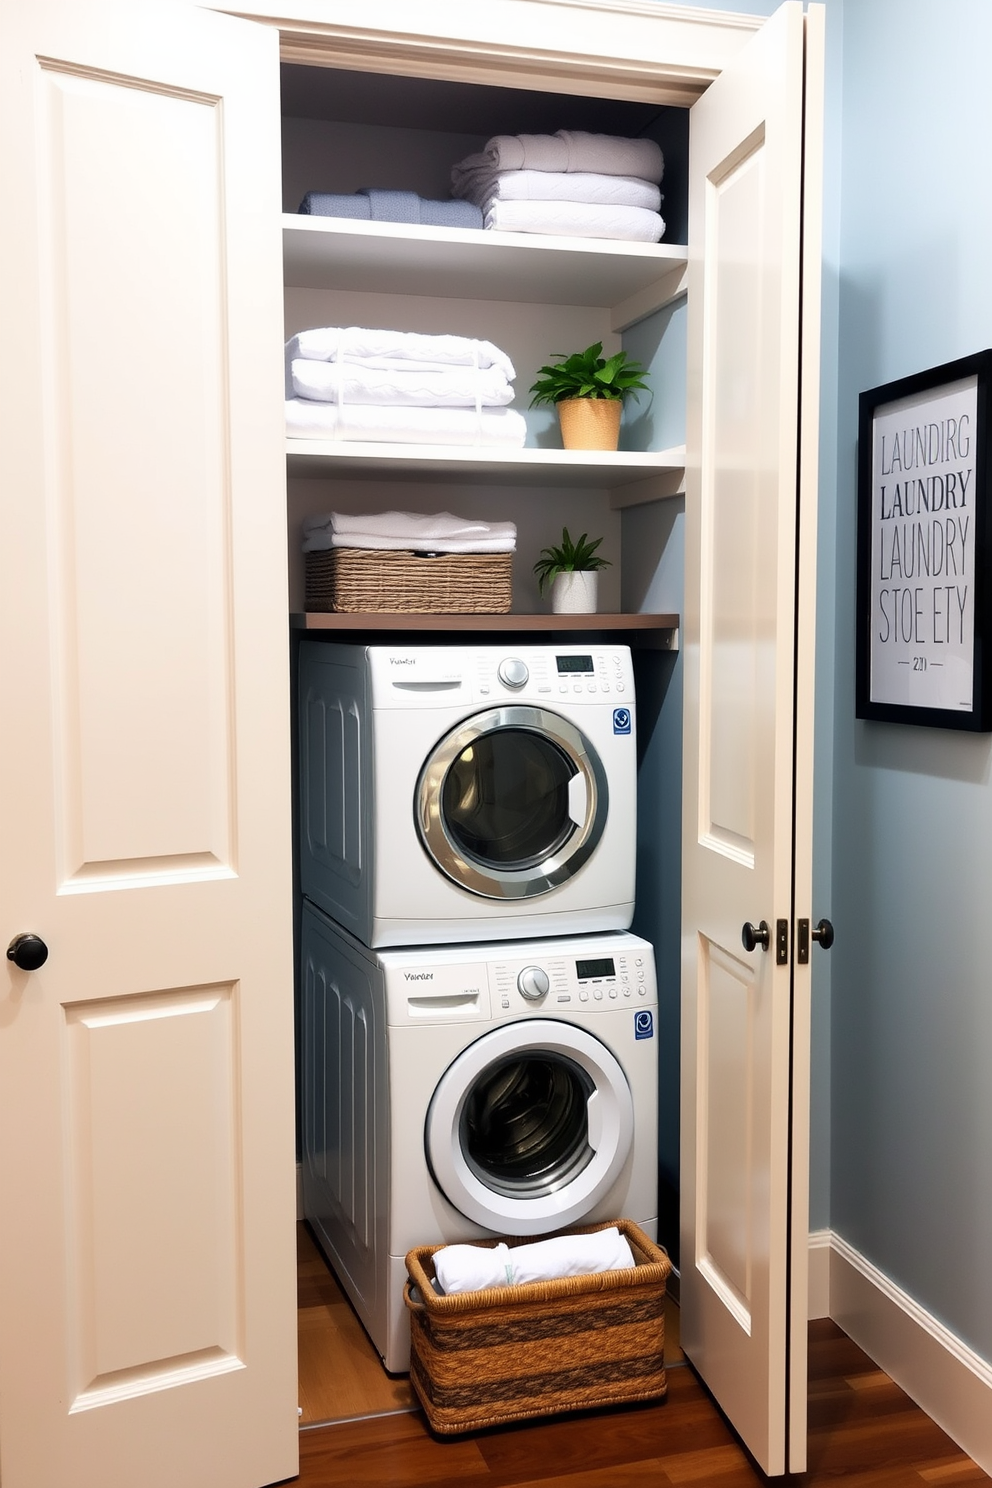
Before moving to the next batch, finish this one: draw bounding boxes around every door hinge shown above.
[776,918,789,965]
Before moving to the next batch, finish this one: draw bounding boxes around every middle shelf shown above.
[286,439,686,506]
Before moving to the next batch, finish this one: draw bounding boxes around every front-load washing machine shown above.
[300,900,658,1372]
[298,640,637,947]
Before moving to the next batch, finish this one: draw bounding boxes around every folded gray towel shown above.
[299,192,371,219]
[298,189,483,230]
[362,188,421,223]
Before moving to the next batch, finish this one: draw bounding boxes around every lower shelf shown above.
[292,611,680,646]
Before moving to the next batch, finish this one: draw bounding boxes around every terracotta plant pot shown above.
[551,570,599,614]
[556,397,622,451]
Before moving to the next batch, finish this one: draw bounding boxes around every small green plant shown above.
[529,341,649,406]
[533,527,611,593]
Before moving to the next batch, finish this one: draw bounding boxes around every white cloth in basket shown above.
[302,510,517,555]
[432,1227,636,1295]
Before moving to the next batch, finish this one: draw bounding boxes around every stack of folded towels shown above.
[451,129,665,243]
[285,325,528,447]
[430,1226,636,1295]
[298,187,483,231]
[301,509,517,557]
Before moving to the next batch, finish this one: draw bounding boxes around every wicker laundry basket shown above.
[305,548,513,613]
[404,1218,671,1435]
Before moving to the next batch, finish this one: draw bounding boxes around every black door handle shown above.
[741,920,770,953]
[797,917,835,962]
[811,918,834,950]
[6,933,49,971]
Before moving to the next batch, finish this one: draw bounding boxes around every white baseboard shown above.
[807,1228,831,1319]
[810,1229,992,1476]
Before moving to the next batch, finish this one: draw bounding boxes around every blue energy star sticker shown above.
[613,707,631,735]
[634,1010,654,1040]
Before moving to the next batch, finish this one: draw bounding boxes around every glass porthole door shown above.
[416,706,608,900]
[424,1020,634,1235]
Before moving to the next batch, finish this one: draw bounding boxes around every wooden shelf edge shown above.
[292,610,680,641]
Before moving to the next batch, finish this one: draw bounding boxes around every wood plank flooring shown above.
[293,1224,992,1486]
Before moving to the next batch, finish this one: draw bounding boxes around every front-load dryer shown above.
[298,640,637,947]
[300,900,658,1372]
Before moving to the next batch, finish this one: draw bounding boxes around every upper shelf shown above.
[283,215,688,324]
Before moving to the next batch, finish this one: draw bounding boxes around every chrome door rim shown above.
[415,705,609,900]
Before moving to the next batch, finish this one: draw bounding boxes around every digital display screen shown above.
[576,957,615,980]
[556,654,594,674]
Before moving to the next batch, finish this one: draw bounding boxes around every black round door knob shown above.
[811,918,835,950]
[741,920,770,953]
[6,933,49,971]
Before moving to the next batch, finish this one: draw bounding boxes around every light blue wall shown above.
[830,0,992,1361]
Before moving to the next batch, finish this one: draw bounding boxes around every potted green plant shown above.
[533,527,611,614]
[529,341,649,451]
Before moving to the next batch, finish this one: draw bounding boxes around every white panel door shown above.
[681,2,820,1476]
[0,4,298,1486]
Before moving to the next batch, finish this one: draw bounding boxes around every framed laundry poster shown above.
[856,350,992,730]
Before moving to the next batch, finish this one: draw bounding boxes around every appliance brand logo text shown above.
[404,971,435,981]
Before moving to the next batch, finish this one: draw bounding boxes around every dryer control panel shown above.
[477,647,633,702]
[369,644,634,707]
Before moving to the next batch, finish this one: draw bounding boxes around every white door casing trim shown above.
[217,0,762,105]
[808,1229,992,1478]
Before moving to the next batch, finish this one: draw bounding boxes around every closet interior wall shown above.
[280,62,689,1258]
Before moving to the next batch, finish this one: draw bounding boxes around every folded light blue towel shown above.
[298,188,483,230]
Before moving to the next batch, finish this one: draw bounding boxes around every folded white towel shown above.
[452,131,664,195]
[287,327,515,382]
[484,199,665,244]
[432,1228,637,1295]
[460,169,661,212]
[302,510,517,554]
[285,398,528,448]
[289,359,515,408]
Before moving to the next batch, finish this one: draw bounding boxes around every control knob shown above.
[516,965,550,1001]
[498,656,529,689]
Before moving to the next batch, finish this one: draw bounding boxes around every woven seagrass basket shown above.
[403,1218,671,1435]
[305,548,513,613]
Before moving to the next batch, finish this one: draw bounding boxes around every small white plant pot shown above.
[551,570,599,614]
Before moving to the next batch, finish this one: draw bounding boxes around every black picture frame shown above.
[856,350,992,730]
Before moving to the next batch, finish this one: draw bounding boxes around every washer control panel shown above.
[491,942,656,1014]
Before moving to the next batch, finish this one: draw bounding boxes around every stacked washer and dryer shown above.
[298,640,658,1371]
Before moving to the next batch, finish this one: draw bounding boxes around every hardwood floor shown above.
[293,1224,991,1485]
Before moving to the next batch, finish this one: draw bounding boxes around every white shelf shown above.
[283,215,687,321]
[286,439,686,491]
